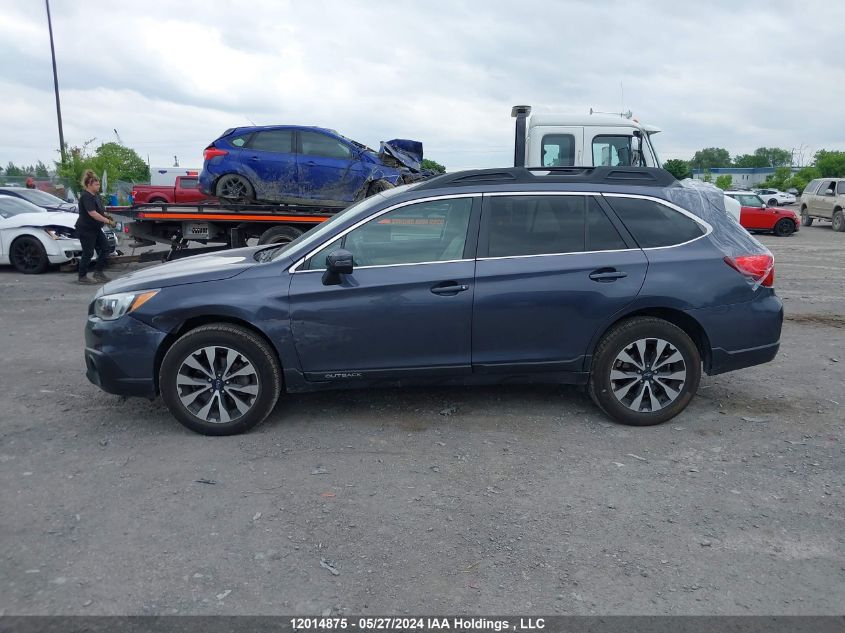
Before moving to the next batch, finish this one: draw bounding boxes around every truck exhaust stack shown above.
[511,105,532,168]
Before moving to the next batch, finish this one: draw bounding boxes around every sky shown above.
[1,0,843,174]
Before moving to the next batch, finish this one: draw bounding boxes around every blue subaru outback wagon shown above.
[85,167,782,435]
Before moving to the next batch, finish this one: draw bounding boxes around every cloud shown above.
[1,0,843,173]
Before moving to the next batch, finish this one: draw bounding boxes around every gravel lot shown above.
[1,222,843,616]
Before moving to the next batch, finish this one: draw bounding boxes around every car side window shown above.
[587,199,627,251]
[248,130,294,153]
[486,195,587,257]
[738,194,763,207]
[300,131,353,160]
[304,198,473,269]
[229,134,252,147]
[837,182,845,195]
[181,178,199,189]
[541,135,575,167]
[804,179,821,195]
[605,196,705,249]
[821,181,836,195]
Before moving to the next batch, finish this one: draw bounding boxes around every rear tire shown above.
[833,210,845,232]
[257,225,304,245]
[215,174,254,202]
[773,218,795,237]
[588,317,701,426]
[159,324,282,436]
[768,198,778,206]
[10,236,49,274]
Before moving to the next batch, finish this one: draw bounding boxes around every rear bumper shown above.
[84,314,167,398]
[688,291,784,376]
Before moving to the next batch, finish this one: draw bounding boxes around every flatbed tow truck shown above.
[106,199,340,264]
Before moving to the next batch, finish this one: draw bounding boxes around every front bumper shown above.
[84,314,168,398]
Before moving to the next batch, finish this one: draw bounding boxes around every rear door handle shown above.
[431,282,469,295]
[589,268,627,282]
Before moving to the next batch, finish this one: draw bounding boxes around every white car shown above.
[754,188,796,206]
[0,195,117,274]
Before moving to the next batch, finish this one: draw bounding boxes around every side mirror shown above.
[322,249,354,286]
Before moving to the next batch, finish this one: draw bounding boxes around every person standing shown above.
[76,170,115,285]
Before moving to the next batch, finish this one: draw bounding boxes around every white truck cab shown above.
[513,106,662,169]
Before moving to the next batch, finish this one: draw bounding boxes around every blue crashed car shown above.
[199,125,424,207]
[85,166,782,436]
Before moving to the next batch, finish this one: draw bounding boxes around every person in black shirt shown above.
[76,170,115,284]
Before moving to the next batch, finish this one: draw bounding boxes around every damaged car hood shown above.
[0,211,77,230]
[379,139,423,172]
[102,246,265,293]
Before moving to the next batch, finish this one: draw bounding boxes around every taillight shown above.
[203,146,228,161]
[724,254,774,287]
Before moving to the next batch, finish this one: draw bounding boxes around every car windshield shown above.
[10,189,67,206]
[0,196,45,218]
[263,184,418,263]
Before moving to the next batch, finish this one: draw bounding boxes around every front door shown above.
[288,195,479,380]
[297,130,368,205]
[472,194,647,373]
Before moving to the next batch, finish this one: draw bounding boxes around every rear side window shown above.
[541,135,575,167]
[486,195,587,257]
[249,130,294,153]
[587,200,627,251]
[803,179,821,195]
[605,196,705,248]
[229,134,251,147]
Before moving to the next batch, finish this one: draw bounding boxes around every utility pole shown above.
[45,0,66,164]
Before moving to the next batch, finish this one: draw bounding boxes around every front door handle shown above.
[589,268,627,282]
[431,282,469,295]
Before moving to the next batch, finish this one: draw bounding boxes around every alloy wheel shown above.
[175,346,260,423]
[609,338,687,412]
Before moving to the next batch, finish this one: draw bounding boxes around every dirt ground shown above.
[1,222,843,616]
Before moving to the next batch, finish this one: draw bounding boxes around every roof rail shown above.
[414,166,677,190]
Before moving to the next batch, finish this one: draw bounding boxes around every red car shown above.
[725,191,800,237]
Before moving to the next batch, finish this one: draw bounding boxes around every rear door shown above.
[471,193,647,374]
[241,128,298,201]
[297,130,369,204]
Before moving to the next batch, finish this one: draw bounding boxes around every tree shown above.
[783,167,821,194]
[733,154,769,168]
[813,150,845,177]
[753,147,792,168]
[759,166,793,190]
[691,148,731,170]
[5,162,24,177]
[421,158,446,174]
[55,140,150,194]
[662,159,692,180]
[715,175,733,190]
[89,142,150,190]
[34,161,50,178]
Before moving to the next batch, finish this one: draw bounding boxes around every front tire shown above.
[257,225,303,245]
[159,324,282,435]
[833,210,845,232]
[801,209,814,226]
[773,218,795,237]
[10,236,49,274]
[588,317,701,426]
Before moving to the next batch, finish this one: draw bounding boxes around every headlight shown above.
[93,289,159,321]
[44,227,77,240]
